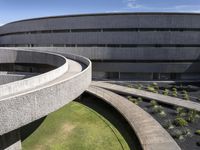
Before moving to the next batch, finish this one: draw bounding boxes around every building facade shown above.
[1,13,200,80]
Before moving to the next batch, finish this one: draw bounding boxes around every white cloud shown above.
[171,5,200,12]
[124,0,142,9]
[122,0,200,13]
[105,10,121,13]
[0,23,5,26]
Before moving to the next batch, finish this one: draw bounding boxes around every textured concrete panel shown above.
[1,13,200,34]
[18,47,200,76]
[22,47,200,61]
[2,31,200,45]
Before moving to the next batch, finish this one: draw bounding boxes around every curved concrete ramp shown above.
[92,81,200,111]
[0,49,91,149]
[87,86,180,150]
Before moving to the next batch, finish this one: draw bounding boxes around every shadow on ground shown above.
[76,92,142,150]
[20,116,46,142]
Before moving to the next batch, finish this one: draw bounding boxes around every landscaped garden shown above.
[121,82,200,103]
[118,82,200,150]
[22,101,130,150]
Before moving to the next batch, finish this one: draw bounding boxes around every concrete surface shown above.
[87,85,181,150]
[0,49,91,149]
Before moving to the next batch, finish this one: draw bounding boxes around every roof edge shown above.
[4,12,200,26]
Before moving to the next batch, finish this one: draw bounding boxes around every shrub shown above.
[128,96,144,105]
[187,109,200,123]
[183,94,189,100]
[172,91,177,97]
[127,96,132,100]
[174,117,188,127]
[127,84,133,88]
[150,100,158,107]
[152,106,166,117]
[152,82,158,86]
[181,128,192,137]
[162,119,174,129]
[137,97,143,102]
[170,129,184,140]
[136,84,143,90]
[172,87,177,91]
[129,98,139,105]
[147,86,157,93]
[152,82,159,90]
[163,89,169,96]
[182,90,188,95]
[176,107,187,117]
[195,130,200,135]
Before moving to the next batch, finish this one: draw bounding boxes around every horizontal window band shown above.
[3,44,200,48]
[1,28,200,36]
[92,60,200,63]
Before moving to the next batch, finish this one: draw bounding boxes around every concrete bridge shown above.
[0,48,91,149]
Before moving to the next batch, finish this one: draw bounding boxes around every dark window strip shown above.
[3,44,200,48]
[2,28,200,36]
[92,60,200,63]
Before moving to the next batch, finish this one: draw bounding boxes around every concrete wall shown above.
[2,32,200,45]
[20,47,200,61]
[21,47,200,79]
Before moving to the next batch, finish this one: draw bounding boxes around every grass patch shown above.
[22,101,130,150]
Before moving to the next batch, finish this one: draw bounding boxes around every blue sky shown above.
[1,0,200,25]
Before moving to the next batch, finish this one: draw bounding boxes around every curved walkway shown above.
[87,86,181,150]
[92,81,200,111]
[0,49,91,149]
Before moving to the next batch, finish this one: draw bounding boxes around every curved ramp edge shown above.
[0,50,91,136]
[87,86,181,150]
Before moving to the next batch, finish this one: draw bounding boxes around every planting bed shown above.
[112,81,200,150]
[124,94,200,150]
[116,82,200,103]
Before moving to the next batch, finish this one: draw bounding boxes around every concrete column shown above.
[0,129,21,150]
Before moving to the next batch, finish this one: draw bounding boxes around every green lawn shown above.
[22,101,130,150]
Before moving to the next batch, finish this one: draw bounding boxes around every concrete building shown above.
[1,13,200,80]
[1,12,200,149]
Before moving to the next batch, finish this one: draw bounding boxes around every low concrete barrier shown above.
[0,49,68,98]
[0,72,37,85]
[87,86,181,150]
